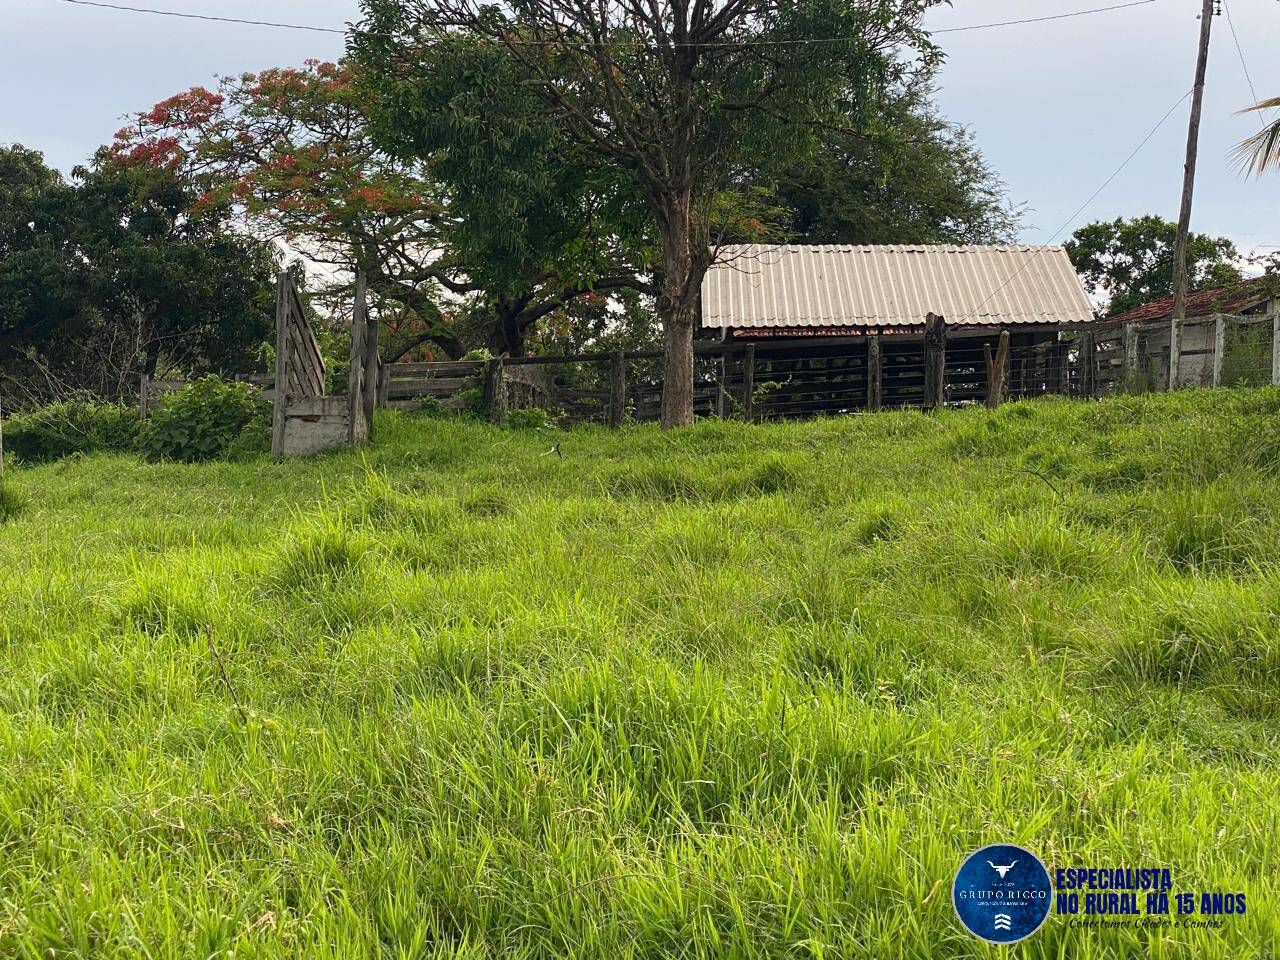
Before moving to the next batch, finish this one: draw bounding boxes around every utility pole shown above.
[1169,0,1217,389]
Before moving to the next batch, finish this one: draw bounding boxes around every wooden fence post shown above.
[1078,331,1096,398]
[1212,314,1226,387]
[377,364,391,407]
[1273,311,1280,386]
[741,343,756,422]
[359,271,380,431]
[984,330,1010,409]
[717,345,731,419]
[139,373,151,419]
[348,271,370,443]
[271,270,291,455]
[1122,322,1139,392]
[923,313,946,410]
[867,334,882,412]
[1269,313,1280,389]
[608,349,626,428]
[1056,340,1072,395]
[484,357,507,423]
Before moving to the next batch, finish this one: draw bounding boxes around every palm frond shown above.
[1234,97,1280,175]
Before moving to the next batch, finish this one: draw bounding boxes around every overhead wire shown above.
[56,0,1160,44]
[959,88,1195,320]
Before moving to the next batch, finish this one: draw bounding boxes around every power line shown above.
[1221,0,1261,109]
[933,0,1157,34]
[58,0,346,33]
[57,0,1160,44]
[960,88,1194,321]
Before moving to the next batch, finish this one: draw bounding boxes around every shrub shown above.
[2,399,140,463]
[138,376,268,462]
[504,406,562,430]
[222,409,273,461]
[455,386,486,418]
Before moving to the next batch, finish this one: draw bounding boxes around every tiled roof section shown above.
[701,244,1096,329]
[1103,276,1280,325]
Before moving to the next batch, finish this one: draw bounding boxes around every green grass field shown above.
[2,389,1279,958]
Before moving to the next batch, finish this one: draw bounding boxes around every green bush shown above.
[138,376,268,462]
[2,399,140,463]
[504,406,562,430]
[222,409,273,461]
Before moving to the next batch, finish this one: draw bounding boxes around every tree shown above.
[770,80,1017,245]
[361,39,657,358]
[112,66,469,361]
[356,0,940,427]
[0,146,85,372]
[1065,215,1242,318]
[1235,97,1280,175]
[0,145,275,403]
[115,62,652,360]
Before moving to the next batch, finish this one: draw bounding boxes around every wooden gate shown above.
[271,270,378,456]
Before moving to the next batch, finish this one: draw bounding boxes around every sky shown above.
[2,0,1277,254]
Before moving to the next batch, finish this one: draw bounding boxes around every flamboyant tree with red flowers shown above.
[115,60,651,359]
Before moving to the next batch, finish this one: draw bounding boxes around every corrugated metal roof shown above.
[701,244,1095,329]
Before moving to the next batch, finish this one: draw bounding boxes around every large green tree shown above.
[357,0,941,427]
[770,80,1016,245]
[0,146,84,371]
[1065,215,1242,318]
[0,144,275,402]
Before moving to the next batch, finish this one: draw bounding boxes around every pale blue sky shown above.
[2,0,1277,252]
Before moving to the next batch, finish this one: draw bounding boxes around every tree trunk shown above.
[484,299,527,358]
[655,191,699,430]
[660,299,696,428]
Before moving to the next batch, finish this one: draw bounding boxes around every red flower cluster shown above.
[113,135,185,170]
[143,87,224,129]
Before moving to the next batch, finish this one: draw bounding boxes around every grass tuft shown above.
[0,476,22,522]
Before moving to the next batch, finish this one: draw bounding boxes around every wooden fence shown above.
[1090,312,1280,395]
[139,310,1280,434]
[271,269,377,455]
[420,327,1086,426]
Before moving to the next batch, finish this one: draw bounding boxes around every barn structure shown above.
[701,244,1095,416]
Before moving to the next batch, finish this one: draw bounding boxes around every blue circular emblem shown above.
[952,843,1053,944]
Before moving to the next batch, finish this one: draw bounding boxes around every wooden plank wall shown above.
[382,361,486,410]
[1086,313,1280,394]
[282,279,326,401]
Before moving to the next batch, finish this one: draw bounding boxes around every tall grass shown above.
[0,388,1278,957]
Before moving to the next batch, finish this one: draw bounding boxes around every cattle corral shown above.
[139,312,1280,439]
[135,248,1280,450]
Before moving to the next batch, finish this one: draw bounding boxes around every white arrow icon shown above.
[993,914,1012,931]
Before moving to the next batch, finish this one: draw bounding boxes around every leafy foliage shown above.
[503,406,563,430]
[1065,215,1242,317]
[116,61,654,361]
[2,399,140,463]
[138,376,269,462]
[0,145,276,403]
[1234,95,1280,176]
[769,81,1017,245]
